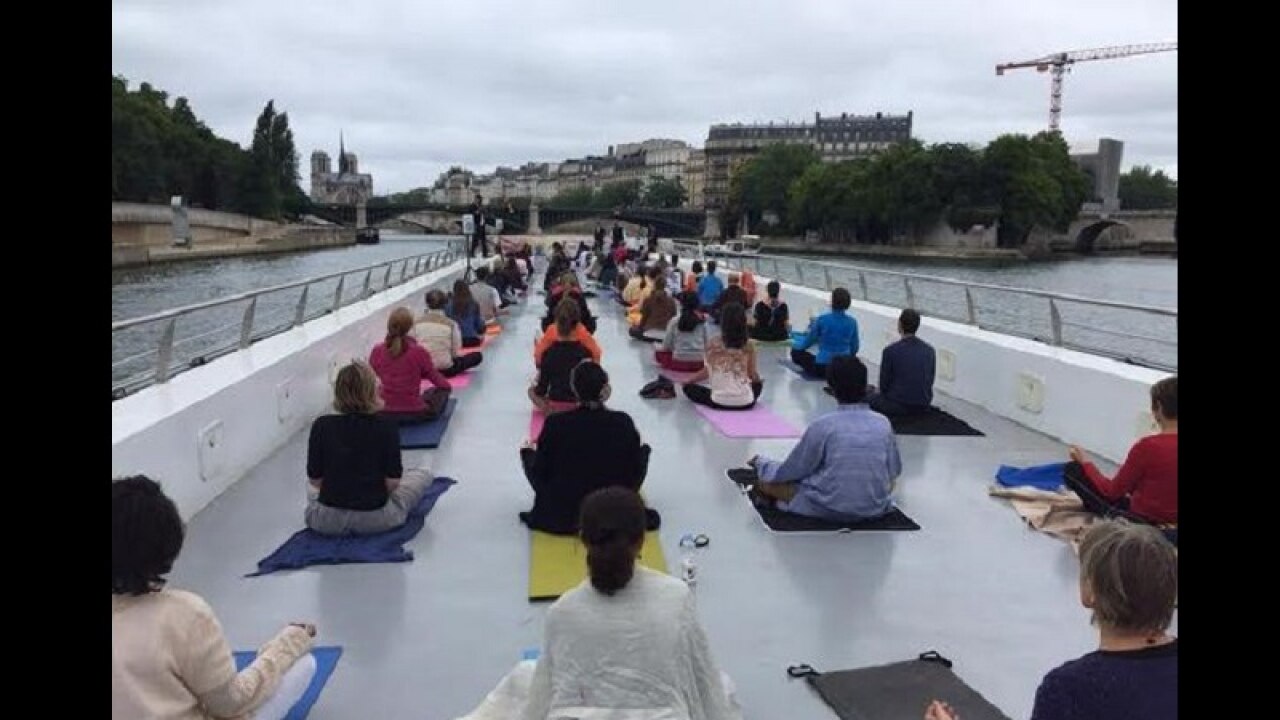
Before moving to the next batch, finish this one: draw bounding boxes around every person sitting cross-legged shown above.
[446,280,486,348]
[683,302,763,410]
[749,280,790,342]
[529,299,594,415]
[868,308,936,417]
[305,361,435,536]
[414,289,482,377]
[790,286,859,378]
[743,355,901,522]
[520,363,654,534]
[112,475,320,720]
[657,290,709,372]
[629,274,678,342]
[370,307,452,424]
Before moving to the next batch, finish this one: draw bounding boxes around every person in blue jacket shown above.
[790,287,858,378]
[696,260,725,311]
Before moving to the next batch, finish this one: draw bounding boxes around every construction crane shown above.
[996,42,1177,132]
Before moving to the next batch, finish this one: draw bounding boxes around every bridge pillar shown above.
[528,204,542,235]
[703,209,721,239]
[355,202,368,230]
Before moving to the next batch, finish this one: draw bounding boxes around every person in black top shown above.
[543,242,571,292]
[529,300,593,412]
[541,272,597,334]
[468,194,488,258]
[750,280,791,341]
[593,224,606,253]
[924,519,1178,720]
[304,361,433,535]
[519,361,655,534]
[869,309,936,417]
[710,272,750,324]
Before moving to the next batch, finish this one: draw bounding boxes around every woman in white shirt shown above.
[683,302,763,410]
[460,488,740,720]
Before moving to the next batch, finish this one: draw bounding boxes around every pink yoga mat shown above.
[528,410,546,442]
[423,373,472,390]
[660,369,700,384]
[693,404,801,438]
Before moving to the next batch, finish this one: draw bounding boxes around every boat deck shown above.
[172,288,1144,720]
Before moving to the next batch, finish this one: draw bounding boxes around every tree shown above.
[982,133,1088,246]
[597,179,643,209]
[642,175,687,208]
[727,143,820,232]
[1119,165,1177,210]
[547,186,596,208]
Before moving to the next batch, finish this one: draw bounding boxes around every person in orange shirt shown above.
[535,298,603,366]
[740,269,757,303]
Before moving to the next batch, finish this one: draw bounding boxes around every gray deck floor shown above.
[173,289,1146,720]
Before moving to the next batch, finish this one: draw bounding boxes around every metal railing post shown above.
[858,272,869,301]
[772,257,780,279]
[823,266,833,291]
[362,269,373,298]
[382,264,393,291]
[1049,299,1064,346]
[964,287,977,325]
[796,262,805,286]
[239,297,257,348]
[155,318,177,384]
[332,276,346,312]
[400,260,409,282]
[903,277,916,309]
[294,285,310,327]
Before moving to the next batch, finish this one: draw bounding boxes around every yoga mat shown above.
[794,653,1012,720]
[778,358,826,381]
[528,409,546,442]
[726,468,919,532]
[232,646,343,720]
[427,373,472,390]
[528,530,668,601]
[693,403,801,438]
[249,477,455,576]
[891,407,985,436]
[751,337,792,347]
[399,399,458,449]
[995,463,1067,492]
[485,324,502,336]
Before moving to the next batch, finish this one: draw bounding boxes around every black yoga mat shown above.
[726,468,921,532]
[890,407,984,437]
[791,652,1012,720]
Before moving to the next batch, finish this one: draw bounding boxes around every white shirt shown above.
[471,281,502,323]
[521,568,739,720]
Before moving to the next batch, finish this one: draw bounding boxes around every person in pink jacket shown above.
[369,307,452,424]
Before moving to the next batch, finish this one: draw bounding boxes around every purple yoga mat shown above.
[693,403,801,438]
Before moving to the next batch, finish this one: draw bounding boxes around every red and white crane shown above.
[996,42,1178,132]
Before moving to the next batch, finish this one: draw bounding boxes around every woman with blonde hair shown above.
[369,307,452,424]
[304,360,434,535]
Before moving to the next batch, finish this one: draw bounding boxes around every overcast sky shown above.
[112,0,1177,194]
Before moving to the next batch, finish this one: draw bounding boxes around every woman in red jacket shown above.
[369,307,452,424]
[1064,376,1177,525]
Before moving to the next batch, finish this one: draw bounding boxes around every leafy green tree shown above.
[727,143,820,233]
[547,186,596,208]
[982,133,1088,246]
[597,180,643,209]
[641,175,687,208]
[1119,165,1177,210]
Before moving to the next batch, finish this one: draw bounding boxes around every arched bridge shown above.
[309,203,706,238]
[1066,210,1177,254]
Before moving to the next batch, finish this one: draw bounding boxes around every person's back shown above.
[469,279,500,323]
[704,336,755,407]
[792,406,897,519]
[413,311,459,369]
[697,272,725,308]
[1031,641,1177,720]
[752,298,790,341]
[309,412,399,511]
[447,297,484,340]
[881,335,936,409]
[535,341,593,403]
[807,308,858,364]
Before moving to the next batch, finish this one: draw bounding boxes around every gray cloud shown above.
[112,0,1178,193]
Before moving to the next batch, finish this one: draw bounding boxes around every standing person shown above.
[790,287,858,379]
[742,356,901,522]
[447,281,486,347]
[369,308,452,423]
[469,193,489,258]
[683,303,763,410]
[750,280,791,342]
[593,224,606,253]
[1064,376,1178,526]
[868,309,936,417]
[924,519,1177,720]
[113,476,319,720]
[414,289,483,377]
[305,361,436,535]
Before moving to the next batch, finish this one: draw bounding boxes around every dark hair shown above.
[475,266,490,281]
[450,280,474,316]
[425,289,448,310]
[767,280,781,299]
[554,297,580,337]
[719,302,748,349]
[1151,376,1177,420]
[671,253,679,266]
[706,260,717,275]
[899,308,921,335]
[827,355,868,404]
[579,487,646,596]
[831,287,852,311]
[676,291,703,332]
[112,476,184,595]
[691,260,704,275]
[570,359,608,406]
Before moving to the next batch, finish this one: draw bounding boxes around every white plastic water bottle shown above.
[681,556,698,586]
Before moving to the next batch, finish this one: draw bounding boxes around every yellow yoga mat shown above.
[528,530,668,601]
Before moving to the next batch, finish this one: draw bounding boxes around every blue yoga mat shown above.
[248,477,456,576]
[232,646,342,720]
[399,399,458,449]
[778,357,826,381]
[994,463,1067,492]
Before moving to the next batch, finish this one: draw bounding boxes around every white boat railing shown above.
[111,246,461,399]
[661,240,1177,371]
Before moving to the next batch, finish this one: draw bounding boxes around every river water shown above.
[112,233,1176,388]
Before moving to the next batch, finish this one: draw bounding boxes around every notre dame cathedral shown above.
[310,134,374,205]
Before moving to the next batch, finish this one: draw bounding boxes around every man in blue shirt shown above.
[869,308,936,417]
[745,355,901,521]
[696,260,725,310]
[790,287,858,378]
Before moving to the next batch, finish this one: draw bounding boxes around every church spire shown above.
[338,131,349,174]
